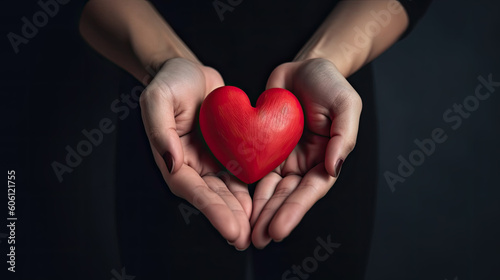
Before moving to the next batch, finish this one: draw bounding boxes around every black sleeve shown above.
[398,0,433,39]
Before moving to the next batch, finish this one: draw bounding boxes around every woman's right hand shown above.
[140,58,252,250]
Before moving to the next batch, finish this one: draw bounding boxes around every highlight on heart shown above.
[199,85,305,183]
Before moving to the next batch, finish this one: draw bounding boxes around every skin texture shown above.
[80,0,408,250]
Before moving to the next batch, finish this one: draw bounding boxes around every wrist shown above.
[147,45,199,72]
[294,35,372,78]
[294,47,348,78]
[141,43,200,85]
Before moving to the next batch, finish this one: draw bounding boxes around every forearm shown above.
[295,0,409,77]
[79,0,198,84]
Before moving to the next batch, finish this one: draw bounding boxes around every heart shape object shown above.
[200,86,304,184]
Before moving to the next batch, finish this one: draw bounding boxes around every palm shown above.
[279,130,329,176]
[278,92,332,176]
[251,58,362,248]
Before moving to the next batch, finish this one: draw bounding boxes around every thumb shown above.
[140,87,184,174]
[325,92,362,178]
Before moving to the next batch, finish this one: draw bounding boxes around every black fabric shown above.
[398,0,433,38]
[115,1,428,279]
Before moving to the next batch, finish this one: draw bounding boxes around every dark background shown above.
[1,0,499,279]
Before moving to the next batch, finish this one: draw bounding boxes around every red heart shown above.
[200,86,304,184]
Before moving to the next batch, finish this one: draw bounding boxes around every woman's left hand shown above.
[250,58,363,248]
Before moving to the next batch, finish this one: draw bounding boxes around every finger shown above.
[250,172,282,227]
[201,66,225,94]
[252,175,301,249]
[204,176,251,250]
[288,58,362,178]
[140,86,184,174]
[325,90,362,177]
[220,173,252,220]
[265,62,301,90]
[154,157,241,243]
[268,163,335,242]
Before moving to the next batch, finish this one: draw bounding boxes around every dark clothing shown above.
[115,1,431,279]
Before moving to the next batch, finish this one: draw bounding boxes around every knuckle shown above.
[345,138,357,153]
[147,127,177,148]
[268,64,288,83]
[302,183,329,199]
[273,186,294,198]
[139,88,154,106]
[139,87,169,107]
[147,128,164,145]
[202,66,220,79]
[168,185,182,198]
[192,185,211,210]
[333,87,363,113]
[302,58,332,77]
[216,171,232,183]
[213,186,232,198]
[350,92,363,109]
[306,57,330,68]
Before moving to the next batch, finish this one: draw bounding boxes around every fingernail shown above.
[235,247,246,251]
[163,151,174,173]
[227,240,234,246]
[334,158,344,178]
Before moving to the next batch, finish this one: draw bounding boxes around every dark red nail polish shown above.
[163,151,174,173]
[334,159,344,178]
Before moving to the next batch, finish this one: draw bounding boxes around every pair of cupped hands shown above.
[139,57,362,250]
